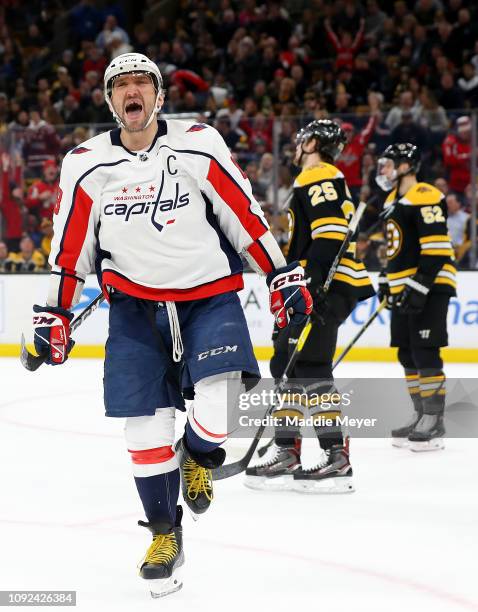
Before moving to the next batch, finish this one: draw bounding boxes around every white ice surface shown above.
[1,358,478,611]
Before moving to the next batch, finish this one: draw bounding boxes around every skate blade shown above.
[146,567,184,599]
[409,438,445,452]
[243,474,293,491]
[293,476,355,494]
[391,437,410,448]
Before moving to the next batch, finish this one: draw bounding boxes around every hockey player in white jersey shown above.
[31,53,312,598]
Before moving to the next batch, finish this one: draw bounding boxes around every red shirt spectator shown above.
[442,116,472,194]
[0,153,24,251]
[25,159,59,221]
[337,116,377,188]
[325,18,365,71]
[22,110,61,178]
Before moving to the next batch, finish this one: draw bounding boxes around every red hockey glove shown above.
[267,262,313,328]
[33,305,75,365]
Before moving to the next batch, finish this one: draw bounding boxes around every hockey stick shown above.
[332,299,387,370]
[212,201,367,480]
[20,292,106,372]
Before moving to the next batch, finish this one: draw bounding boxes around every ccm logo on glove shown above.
[269,272,304,290]
[267,262,313,329]
[32,305,74,365]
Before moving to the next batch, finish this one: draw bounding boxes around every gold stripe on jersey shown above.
[419,235,451,244]
[419,234,453,256]
[387,267,418,280]
[333,272,373,287]
[294,162,343,187]
[420,248,454,256]
[312,231,348,241]
[387,261,456,294]
[311,217,348,229]
[338,257,367,270]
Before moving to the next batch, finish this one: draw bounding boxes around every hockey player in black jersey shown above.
[245,119,375,493]
[376,143,456,451]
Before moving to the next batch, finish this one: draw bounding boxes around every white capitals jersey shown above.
[47,120,285,308]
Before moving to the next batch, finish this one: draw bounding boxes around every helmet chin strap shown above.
[108,90,161,131]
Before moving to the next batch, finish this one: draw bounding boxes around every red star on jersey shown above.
[136,186,141,193]
[122,187,128,193]
[149,185,155,192]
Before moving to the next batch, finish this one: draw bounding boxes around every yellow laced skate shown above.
[138,506,184,598]
[175,437,225,518]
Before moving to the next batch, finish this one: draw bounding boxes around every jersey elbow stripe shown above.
[419,235,452,244]
[246,240,274,274]
[310,217,348,230]
[206,158,267,240]
[312,230,348,241]
[420,248,454,256]
[333,272,373,287]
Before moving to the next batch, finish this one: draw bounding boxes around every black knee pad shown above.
[397,347,415,370]
[411,347,443,370]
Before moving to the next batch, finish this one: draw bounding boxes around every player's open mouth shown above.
[125,101,143,120]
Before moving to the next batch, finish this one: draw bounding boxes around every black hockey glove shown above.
[396,274,431,314]
[377,270,393,310]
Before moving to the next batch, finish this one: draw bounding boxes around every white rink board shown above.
[0,272,477,348]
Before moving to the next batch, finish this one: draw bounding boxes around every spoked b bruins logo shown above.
[386,220,402,259]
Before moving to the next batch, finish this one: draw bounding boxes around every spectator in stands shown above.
[438,71,465,110]
[96,14,130,51]
[337,114,378,200]
[22,109,60,179]
[324,17,365,72]
[25,159,59,222]
[446,192,469,251]
[457,63,478,108]
[215,111,243,151]
[415,89,448,142]
[5,235,45,272]
[1,152,24,252]
[442,116,471,194]
[266,165,293,211]
[39,217,54,259]
[56,93,87,125]
[434,177,449,196]
[391,111,429,152]
[257,152,274,195]
[385,91,417,130]
[84,88,112,125]
[245,161,266,200]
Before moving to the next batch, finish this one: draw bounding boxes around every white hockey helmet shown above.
[104,52,163,129]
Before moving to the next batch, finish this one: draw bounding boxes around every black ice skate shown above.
[175,437,225,519]
[244,441,301,491]
[391,411,423,448]
[391,393,424,448]
[138,506,185,598]
[293,444,354,494]
[408,414,445,452]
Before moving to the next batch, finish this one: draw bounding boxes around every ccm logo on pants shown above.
[197,345,238,361]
